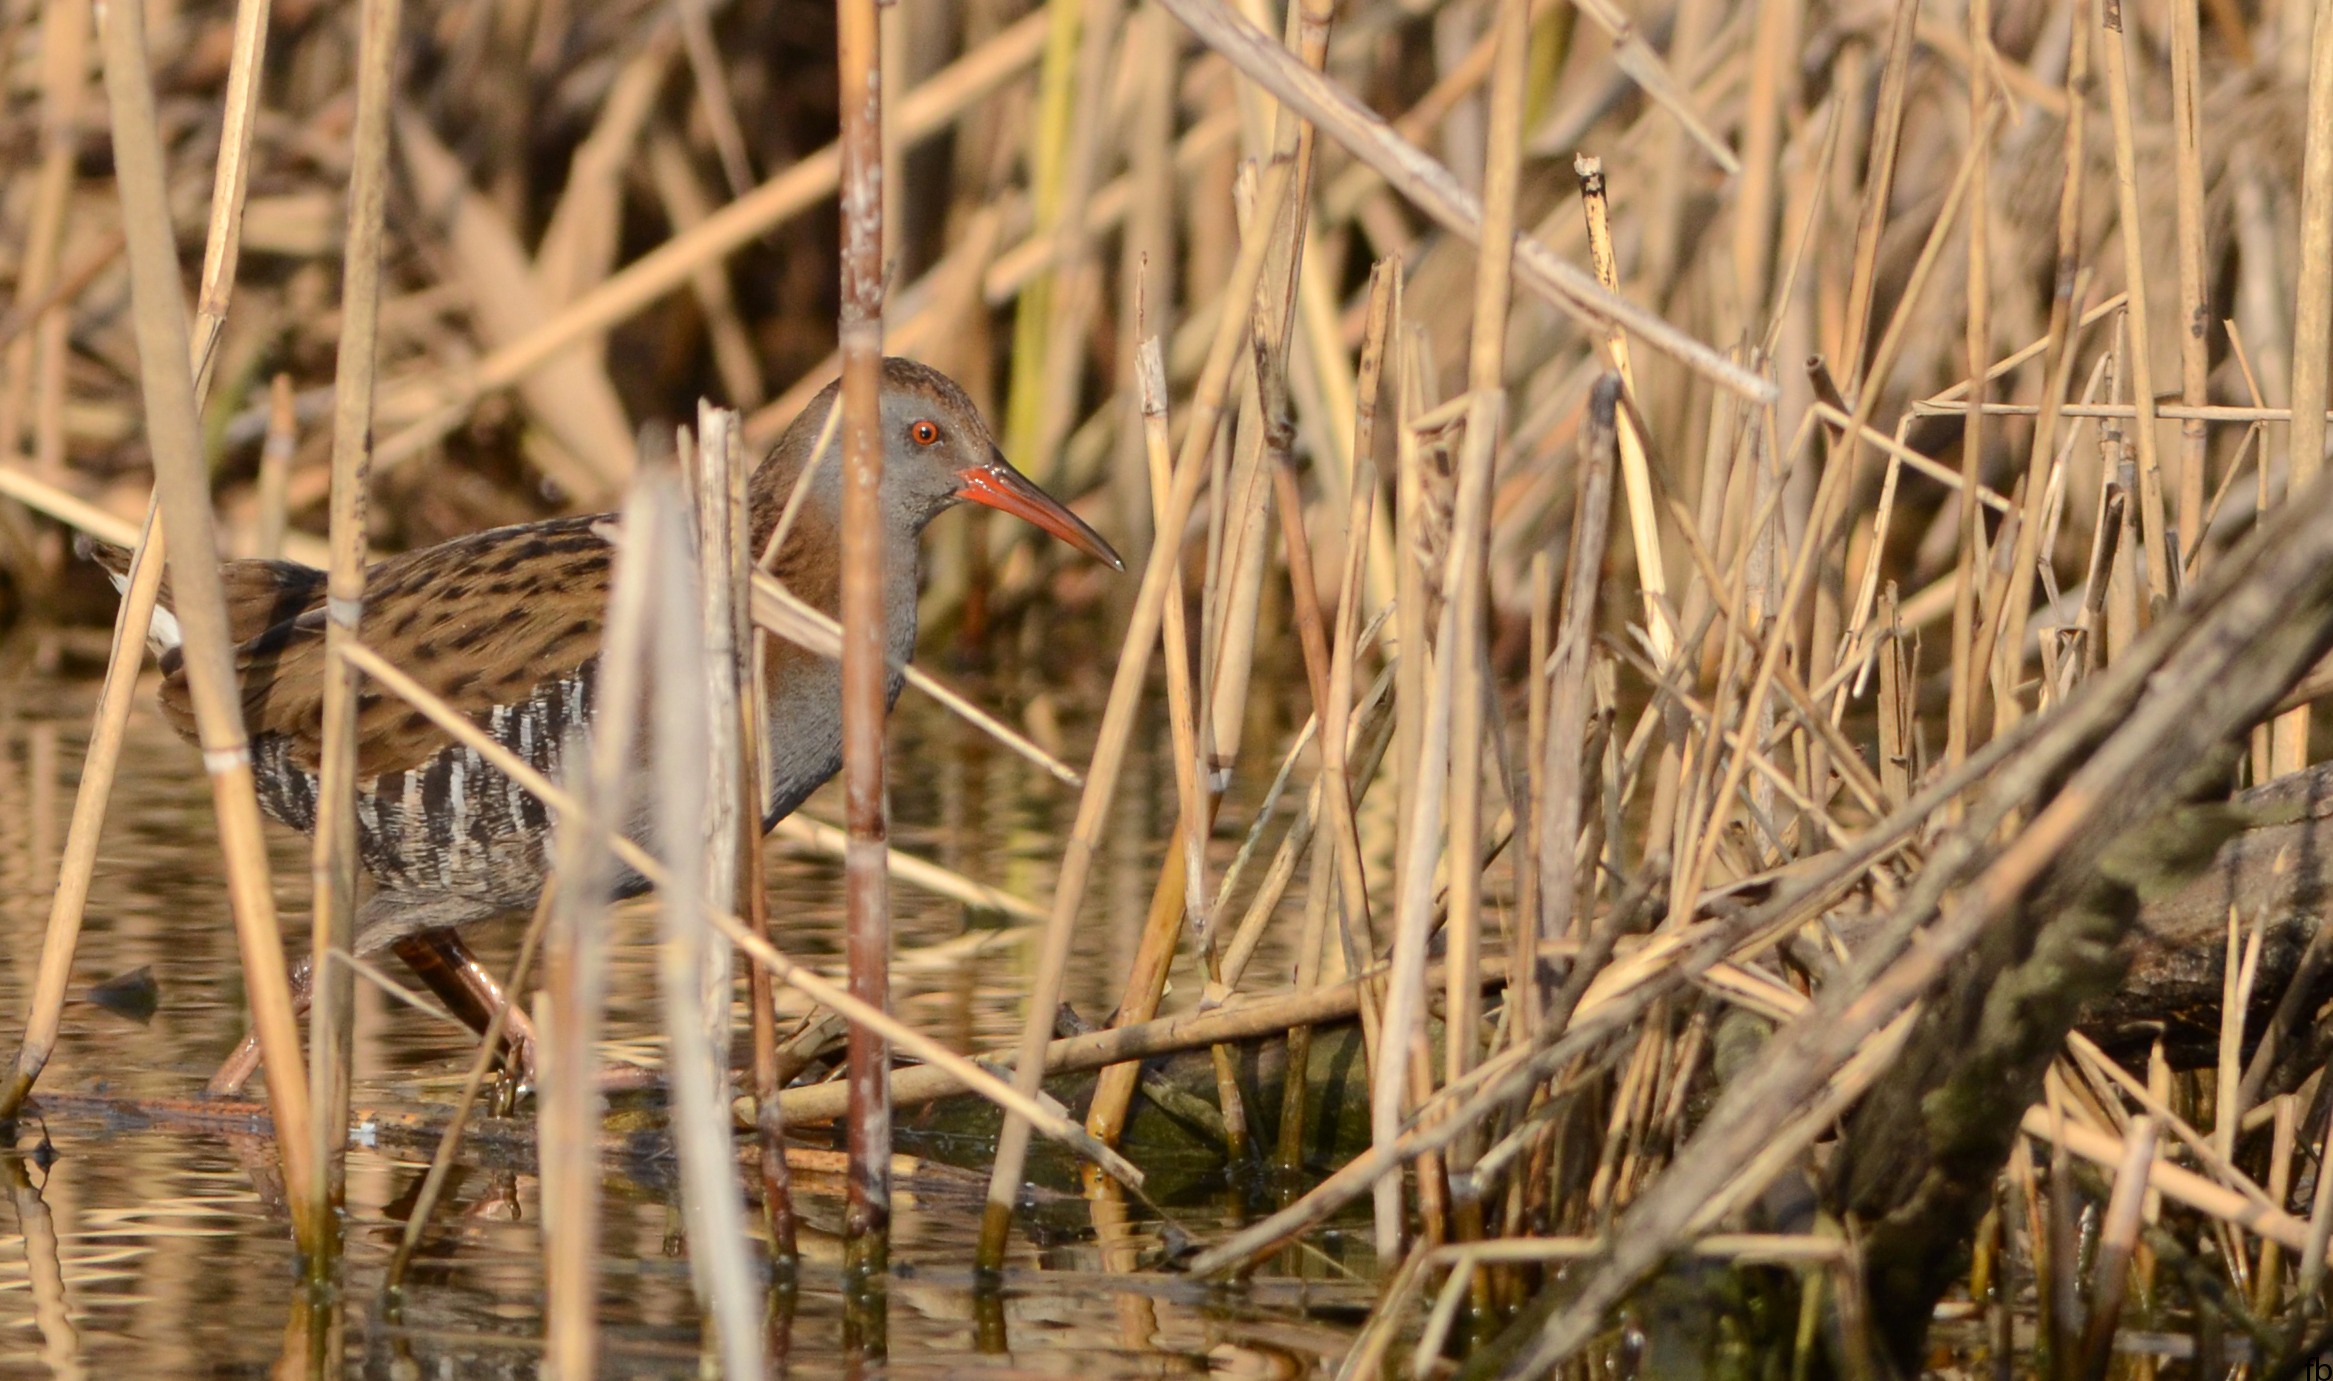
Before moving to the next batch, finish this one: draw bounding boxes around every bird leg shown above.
[206,928,538,1098]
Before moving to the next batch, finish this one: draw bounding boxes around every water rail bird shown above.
[92,358,1120,1093]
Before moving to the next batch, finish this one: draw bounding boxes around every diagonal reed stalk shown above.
[1,0,275,1127]
[96,0,317,1251]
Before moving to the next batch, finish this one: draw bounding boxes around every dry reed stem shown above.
[1136,340,1208,963]
[643,478,765,1379]
[836,0,892,1269]
[689,409,745,1187]
[1576,157,1675,665]
[187,0,272,398]
[2276,3,2333,787]
[2098,0,2170,610]
[307,0,401,1271]
[2075,1116,2156,1381]
[2169,0,2209,567]
[538,467,660,1381]
[760,806,1043,921]
[96,0,316,1249]
[1439,0,1528,1179]
[1946,0,1991,773]
[980,156,1295,1261]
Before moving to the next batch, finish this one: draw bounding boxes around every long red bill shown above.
[956,452,1125,571]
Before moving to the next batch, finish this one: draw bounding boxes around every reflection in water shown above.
[7,1155,82,1381]
[0,632,1357,1374]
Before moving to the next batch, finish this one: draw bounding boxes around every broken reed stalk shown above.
[1576,158,1673,666]
[1138,338,1207,968]
[978,156,1295,1270]
[307,0,401,1273]
[96,0,317,1250]
[643,476,765,1381]
[692,406,744,1112]
[2277,1,2333,786]
[836,0,892,1275]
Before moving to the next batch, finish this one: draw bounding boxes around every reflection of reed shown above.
[8,1156,84,1381]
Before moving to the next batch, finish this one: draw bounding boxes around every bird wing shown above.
[150,516,614,782]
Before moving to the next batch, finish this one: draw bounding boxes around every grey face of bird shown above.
[787,359,1123,569]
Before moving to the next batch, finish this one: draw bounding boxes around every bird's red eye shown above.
[911,420,941,445]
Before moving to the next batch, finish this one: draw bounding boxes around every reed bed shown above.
[9,0,2333,1372]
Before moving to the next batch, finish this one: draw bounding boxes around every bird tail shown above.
[76,534,330,661]
[76,534,184,659]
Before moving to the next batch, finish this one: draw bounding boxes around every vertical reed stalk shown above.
[308,0,401,1275]
[1520,550,1553,1034]
[1442,0,1527,1185]
[2275,0,2333,782]
[541,476,659,1381]
[2075,1116,2158,1381]
[1946,0,1991,769]
[1138,340,1206,988]
[2169,0,2209,569]
[693,406,744,1106]
[2098,0,2171,610]
[1994,20,2091,738]
[646,477,766,1380]
[1538,378,1621,995]
[836,0,893,1278]
[1576,158,1674,664]
[97,0,317,1248]
[189,0,272,400]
